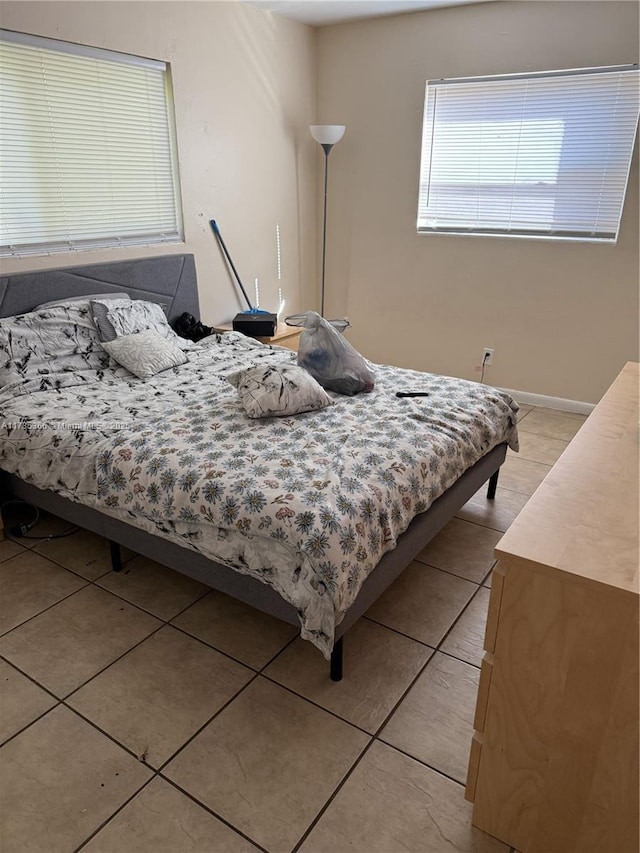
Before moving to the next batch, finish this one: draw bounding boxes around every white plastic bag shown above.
[297,311,375,396]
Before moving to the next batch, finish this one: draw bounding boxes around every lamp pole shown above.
[320,143,331,318]
[310,125,345,318]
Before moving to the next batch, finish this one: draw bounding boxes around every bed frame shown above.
[0,254,505,680]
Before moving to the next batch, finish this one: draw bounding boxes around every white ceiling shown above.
[244,0,492,27]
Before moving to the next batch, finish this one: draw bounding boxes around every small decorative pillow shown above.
[101,329,188,379]
[227,363,332,418]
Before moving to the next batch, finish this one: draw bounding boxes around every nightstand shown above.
[214,323,303,353]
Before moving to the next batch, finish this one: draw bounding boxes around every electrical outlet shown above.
[482,347,495,366]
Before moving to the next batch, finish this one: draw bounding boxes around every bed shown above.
[0,254,519,680]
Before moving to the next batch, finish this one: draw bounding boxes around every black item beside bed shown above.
[0,253,508,680]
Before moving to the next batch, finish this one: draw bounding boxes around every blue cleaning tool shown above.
[210,219,271,315]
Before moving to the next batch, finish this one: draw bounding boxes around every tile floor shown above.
[0,405,587,853]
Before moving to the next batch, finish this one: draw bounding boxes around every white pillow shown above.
[36,292,130,311]
[101,330,187,379]
[227,363,331,418]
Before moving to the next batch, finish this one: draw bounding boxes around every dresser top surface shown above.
[497,362,639,596]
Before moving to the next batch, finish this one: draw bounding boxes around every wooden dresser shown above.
[466,362,639,853]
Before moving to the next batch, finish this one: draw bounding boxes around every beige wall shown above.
[0,1,318,326]
[316,1,639,403]
[2,1,638,403]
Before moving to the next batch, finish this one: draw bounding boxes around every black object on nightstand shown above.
[232,312,277,337]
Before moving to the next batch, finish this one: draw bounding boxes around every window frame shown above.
[417,65,640,244]
[0,29,184,258]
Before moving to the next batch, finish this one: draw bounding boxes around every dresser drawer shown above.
[465,731,483,802]
[484,563,505,653]
[473,652,494,733]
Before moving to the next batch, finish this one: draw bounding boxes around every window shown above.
[417,66,640,242]
[0,30,183,257]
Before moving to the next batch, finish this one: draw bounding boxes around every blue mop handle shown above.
[210,219,253,311]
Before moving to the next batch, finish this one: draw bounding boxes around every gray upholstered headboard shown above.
[0,254,200,323]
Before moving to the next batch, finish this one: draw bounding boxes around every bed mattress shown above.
[0,332,518,656]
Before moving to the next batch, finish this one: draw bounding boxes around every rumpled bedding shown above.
[0,332,518,656]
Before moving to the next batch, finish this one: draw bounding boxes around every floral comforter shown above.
[0,332,518,656]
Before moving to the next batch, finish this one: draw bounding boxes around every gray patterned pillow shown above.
[227,363,331,418]
[90,297,132,342]
[101,330,188,379]
[97,299,192,351]
[0,303,111,393]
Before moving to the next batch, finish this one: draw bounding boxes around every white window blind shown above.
[0,30,183,256]
[417,66,640,242]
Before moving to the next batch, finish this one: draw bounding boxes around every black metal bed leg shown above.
[330,637,344,682]
[109,540,123,572]
[487,469,499,500]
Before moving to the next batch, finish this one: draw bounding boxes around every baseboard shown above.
[498,387,595,416]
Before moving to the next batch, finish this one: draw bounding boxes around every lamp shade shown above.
[310,125,346,145]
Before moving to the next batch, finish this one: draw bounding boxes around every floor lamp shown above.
[310,124,345,318]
